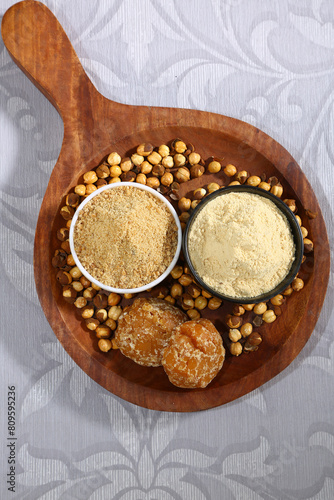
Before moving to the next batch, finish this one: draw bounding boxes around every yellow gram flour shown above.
[187,192,295,298]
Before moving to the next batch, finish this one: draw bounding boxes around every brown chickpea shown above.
[158,144,170,157]
[75,184,86,196]
[178,274,193,287]
[96,326,112,339]
[247,175,261,187]
[135,173,147,184]
[270,294,284,306]
[108,306,122,321]
[171,283,183,298]
[178,197,191,212]
[146,177,160,189]
[98,339,112,352]
[235,170,248,184]
[85,184,97,196]
[262,310,276,323]
[243,303,255,311]
[107,152,121,165]
[223,164,237,177]
[140,161,153,174]
[147,151,162,165]
[207,182,220,193]
[240,322,253,337]
[230,342,243,356]
[174,140,187,153]
[253,302,267,315]
[162,156,174,168]
[108,293,121,306]
[161,172,174,186]
[187,308,201,320]
[226,315,243,329]
[175,167,190,183]
[194,296,208,310]
[81,306,94,319]
[170,265,183,279]
[292,277,304,291]
[207,160,221,173]
[174,154,186,167]
[120,157,133,172]
[193,188,206,200]
[258,181,271,191]
[208,297,222,309]
[271,184,283,197]
[188,152,201,165]
[136,143,153,156]
[83,171,98,184]
[229,328,242,342]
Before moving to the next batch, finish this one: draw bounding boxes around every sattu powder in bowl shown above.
[69,182,182,293]
[183,185,303,303]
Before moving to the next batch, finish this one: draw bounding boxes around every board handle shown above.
[1,1,102,123]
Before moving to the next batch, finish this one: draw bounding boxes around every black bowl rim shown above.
[182,185,304,304]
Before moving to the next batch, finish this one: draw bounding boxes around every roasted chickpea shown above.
[107,152,121,165]
[208,297,222,309]
[253,302,267,315]
[292,277,304,291]
[194,296,208,310]
[170,265,183,279]
[158,144,170,157]
[136,173,147,184]
[178,197,191,212]
[270,294,284,306]
[240,323,253,337]
[262,310,276,323]
[147,151,162,165]
[174,154,186,168]
[137,143,153,156]
[247,175,261,187]
[188,152,201,165]
[207,182,220,194]
[162,156,174,168]
[223,164,237,177]
[98,338,112,352]
[161,172,174,186]
[207,160,221,173]
[140,161,153,174]
[230,342,243,356]
[171,283,183,298]
[83,171,98,184]
[229,329,242,342]
[258,181,270,191]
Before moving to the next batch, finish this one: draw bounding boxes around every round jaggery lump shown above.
[114,298,187,367]
[162,318,225,388]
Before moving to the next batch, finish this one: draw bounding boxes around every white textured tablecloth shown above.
[0,1,333,498]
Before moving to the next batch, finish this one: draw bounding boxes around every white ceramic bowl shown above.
[69,182,182,294]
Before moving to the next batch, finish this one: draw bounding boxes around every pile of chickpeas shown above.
[53,138,315,355]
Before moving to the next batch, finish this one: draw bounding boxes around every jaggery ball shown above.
[114,298,187,367]
[162,318,225,388]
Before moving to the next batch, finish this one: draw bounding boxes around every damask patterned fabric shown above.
[0,0,333,498]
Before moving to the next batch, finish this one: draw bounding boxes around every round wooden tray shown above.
[2,1,330,412]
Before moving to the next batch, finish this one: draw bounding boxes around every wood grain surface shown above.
[2,0,330,411]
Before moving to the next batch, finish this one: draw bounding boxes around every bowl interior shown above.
[69,182,182,293]
[183,185,304,304]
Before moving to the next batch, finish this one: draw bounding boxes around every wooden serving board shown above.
[2,1,330,412]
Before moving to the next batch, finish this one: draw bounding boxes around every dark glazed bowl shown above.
[182,185,304,304]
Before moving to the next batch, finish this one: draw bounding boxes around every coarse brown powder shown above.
[73,186,178,289]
